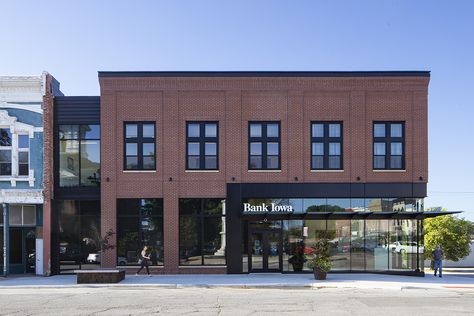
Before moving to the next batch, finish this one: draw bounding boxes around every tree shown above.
[424,215,473,261]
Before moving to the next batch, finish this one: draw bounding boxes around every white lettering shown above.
[243,202,293,213]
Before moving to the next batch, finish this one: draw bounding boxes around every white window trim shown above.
[0,110,36,187]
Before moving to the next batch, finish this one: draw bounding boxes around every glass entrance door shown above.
[249,228,282,272]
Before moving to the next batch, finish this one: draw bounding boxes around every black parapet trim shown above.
[237,182,426,198]
[98,71,430,78]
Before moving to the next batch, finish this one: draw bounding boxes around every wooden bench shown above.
[74,269,126,284]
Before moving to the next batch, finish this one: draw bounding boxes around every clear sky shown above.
[1,0,473,220]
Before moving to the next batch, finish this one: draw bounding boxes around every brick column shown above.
[350,91,366,182]
[100,91,117,268]
[162,90,180,273]
[42,75,54,276]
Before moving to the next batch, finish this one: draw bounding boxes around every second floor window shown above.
[0,128,12,176]
[249,122,280,170]
[124,122,156,170]
[186,122,218,170]
[311,122,343,170]
[373,122,405,170]
[18,135,29,176]
[59,125,100,187]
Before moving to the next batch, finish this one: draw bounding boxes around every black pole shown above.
[2,203,9,277]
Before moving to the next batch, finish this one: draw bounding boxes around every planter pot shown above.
[313,268,327,280]
[291,263,304,272]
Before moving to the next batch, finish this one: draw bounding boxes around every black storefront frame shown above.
[225,182,428,276]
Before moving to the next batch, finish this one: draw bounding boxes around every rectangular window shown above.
[186,122,218,170]
[248,122,280,170]
[0,128,12,176]
[311,122,343,170]
[18,135,29,176]
[373,122,405,170]
[179,199,226,266]
[124,122,155,170]
[117,199,164,266]
[59,125,100,187]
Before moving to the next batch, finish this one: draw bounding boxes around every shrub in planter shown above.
[306,238,332,280]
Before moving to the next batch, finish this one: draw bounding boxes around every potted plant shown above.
[306,238,332,280]
[288,241,306,272]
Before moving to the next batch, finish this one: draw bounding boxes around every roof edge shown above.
[98,71,431,78]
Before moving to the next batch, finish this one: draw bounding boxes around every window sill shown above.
[122,170,157,173]
[248,170,282,173]
[311,170,345,173]
[185,170,220,173]
[373,169,406,172]
[0,173,35,187]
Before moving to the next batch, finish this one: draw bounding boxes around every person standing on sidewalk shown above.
[136,246,152,276]
[432,245,444,278]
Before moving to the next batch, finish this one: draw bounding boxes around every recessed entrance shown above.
[248,226,282,272]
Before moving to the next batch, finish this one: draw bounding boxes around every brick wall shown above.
[42,73,55,276]
[99,75,429,272]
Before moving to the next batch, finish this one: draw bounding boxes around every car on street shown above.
[389,241,423,254]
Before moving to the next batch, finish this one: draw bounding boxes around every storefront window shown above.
[365,220,389,271]
[327,220,351,270]
[389,219,418,271]
[351,219,365,270]
[57,200,100,273]
[179,199,226,266]
[326,199,351,212]
[304,199,327,213]
[117,199,163,266]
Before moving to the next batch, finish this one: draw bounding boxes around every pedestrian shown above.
[136,245,152,276]
[432,245,444,278]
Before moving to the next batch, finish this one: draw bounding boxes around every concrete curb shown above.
[1,282,472,291]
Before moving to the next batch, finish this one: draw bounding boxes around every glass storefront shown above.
[0,204,39,274]
[56,200,100,273]
[245,219,424,273]
[179,198,226,266]
[117,199,164,266]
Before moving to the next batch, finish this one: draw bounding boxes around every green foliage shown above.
[425,215,473,261]
[306,238,332,272]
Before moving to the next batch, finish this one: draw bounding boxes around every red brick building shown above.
[50,71,444,276]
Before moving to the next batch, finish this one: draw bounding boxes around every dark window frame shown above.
[117,198,164,266]
[248,121,281,170]
[310,121,343,170]
[179,198,226,266]
[123,122,156,171]
[185,121,219,170]
[58,124,101,187]
[373,121,405,170]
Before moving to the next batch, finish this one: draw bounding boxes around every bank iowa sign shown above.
[243,202,293,214]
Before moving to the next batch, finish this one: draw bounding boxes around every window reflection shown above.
[56,200,100,273]
[274,216,422,273]
[179,199,226,266]
[59,125,100,187]
[117,199,163,266]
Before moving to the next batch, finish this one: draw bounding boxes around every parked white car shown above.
[87,252,128,265]
[389,241,424,254]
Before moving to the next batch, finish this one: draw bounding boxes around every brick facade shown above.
[98,73,429,273]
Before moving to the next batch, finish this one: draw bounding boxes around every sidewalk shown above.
[1,271,473,290]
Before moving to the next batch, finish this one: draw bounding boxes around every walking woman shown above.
[136,245,152,276]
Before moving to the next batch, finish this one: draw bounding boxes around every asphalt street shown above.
[1,287,474,315]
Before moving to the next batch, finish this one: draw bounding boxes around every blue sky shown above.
[1,0,473,220]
